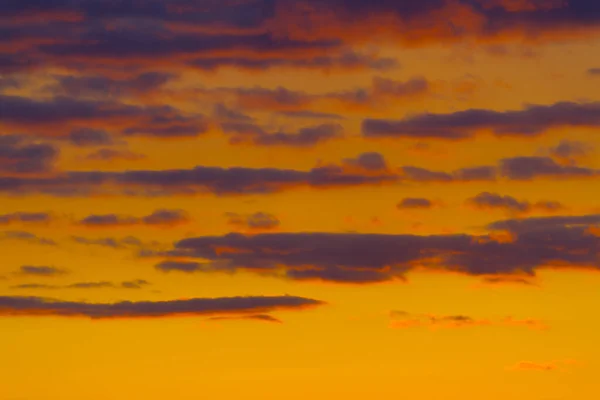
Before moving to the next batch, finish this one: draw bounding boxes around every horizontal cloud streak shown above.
[158,216,600,283]
[363,102,600,139]
[0,295,325,319]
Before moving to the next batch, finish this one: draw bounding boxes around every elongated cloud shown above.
[362,102,600,139]
[0,158,399,196]
[10,280,150,290]
[158,215,600,283]
[465,192,563,214]
[1,95,208,139]
[226,212,281,231]
[0,295,325,319]
[223,123,344,147]
[0,135,58,173]
[0,212,52,225]
[397,197,434,209]
[79,209,189,227]
[0,152,597,197]
[3,0,597,80]
[389,311,547,330]
[17,265,67,277]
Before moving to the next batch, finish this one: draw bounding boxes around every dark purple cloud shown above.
[487,214,600,234]
[160,216,600,283]
[155,260,205,273]
[362,102,600,139]
[0,212,51,225]
[142,209,189,225]
[71,235,153,249]
[587,67,600,75]
[212,103,253,122]
[2,0,600,85]
[276,110,345,120]
[452,166,497,181]
[1,231,56,246]
[223,123,344,147]
[10,280,151,290]
[79,209,189,227]
[1,96,207,139]
[69,128,114,147]
[466,192,564,214]
[79,214,139,227]
[546,140,592,163]
[209,314,282,323]
[17,265,67,277]
[343,152,388,171]
[397,197,433,209]
[190,51,399,72]
[0,294,325,319]
[49,72,175,98]
[252,124,344,147]
[499,156,597,180]
[400,166,453,182]
[466,192,530,213]
[0,135,58,173]
[0,160,399,197]
[85,149,146,161]
[226,212,280,230]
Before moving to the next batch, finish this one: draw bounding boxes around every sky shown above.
[1,0,600,398]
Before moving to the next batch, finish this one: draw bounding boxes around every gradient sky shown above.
[2,1,600,399]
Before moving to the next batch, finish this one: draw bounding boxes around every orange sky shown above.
[2,1,600,399]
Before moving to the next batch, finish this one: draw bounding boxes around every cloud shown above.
[362,102,600,139]
[189,51,399,72]
[1,95,207,139]
[10,280,151,290]
[397,197,434,209]
[480,276,538,286]
[400,166,453,182]
[389,311,547,330]
[17,265,67,277]
[1,231,56,246]
[0,295,325,319]
[0,152,596,198]
[465,192,564,214]
[276,110,345,120]
[271,0,600,45]
[3,0,600,86]
[47,72,175,99]
[588,68,600,76]
[487,214,600,234]
[0,135,58,173]
[226,76,430,113]
[159,218,600,283]
[79,209,189,227]
[545,140,593,165]
[142,209,190,226]
[68,128,115,147]
[120,279,151,289]
[343,152,388,172]
[71,235,156,249]
[224,123,344,147]
[85,149,146,161]
[0,158,399,197]
[0,212,52,225]
[226,212,281,231]
[79,214,139,227]
[499,156,597,180]
[208,314,282,323]
[155,260,205,273]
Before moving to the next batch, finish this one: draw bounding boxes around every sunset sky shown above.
[2,0,600,398]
